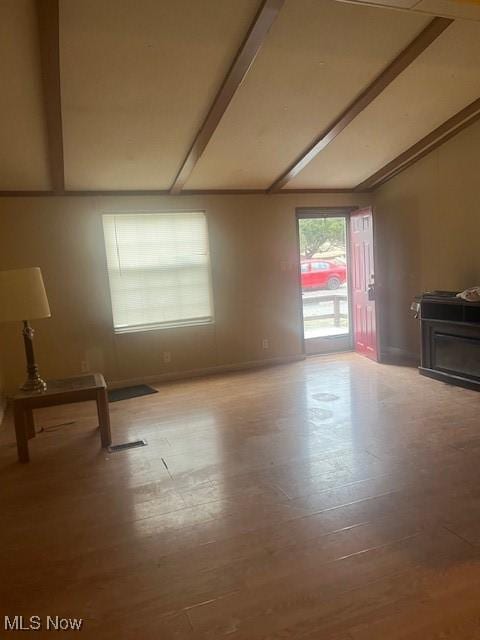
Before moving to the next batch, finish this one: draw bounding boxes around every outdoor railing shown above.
[303,293,348,327]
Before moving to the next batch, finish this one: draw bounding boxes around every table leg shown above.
[25,408,35,439]
[96,388,112,448]
[13,403,30,463]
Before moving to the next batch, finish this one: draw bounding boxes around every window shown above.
[103,212,214,333]
[301,263,310,273]
[312,262,329,271]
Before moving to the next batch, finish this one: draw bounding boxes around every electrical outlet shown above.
[81,360,89,373]
[262,338,269,350]
[163,351,171,363]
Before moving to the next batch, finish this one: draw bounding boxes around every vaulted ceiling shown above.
[1,0,480,194]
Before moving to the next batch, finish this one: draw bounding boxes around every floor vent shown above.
[107,439,147,453]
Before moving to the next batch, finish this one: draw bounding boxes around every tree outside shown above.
[299,218,345,258]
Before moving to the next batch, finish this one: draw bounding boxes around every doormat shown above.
[108,384,158,402]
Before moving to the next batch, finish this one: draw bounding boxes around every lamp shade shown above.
[0,267,51,323]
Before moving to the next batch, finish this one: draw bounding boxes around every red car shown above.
[301,259,347,290]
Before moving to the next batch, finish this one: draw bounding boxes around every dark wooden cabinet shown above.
[418,293,480,391]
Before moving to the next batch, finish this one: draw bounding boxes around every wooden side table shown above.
[13,373,112,463]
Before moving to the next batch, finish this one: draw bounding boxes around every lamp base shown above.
[21,376,47,393]
[21,321,47,393]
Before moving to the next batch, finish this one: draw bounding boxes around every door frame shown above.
[296,207,357,356]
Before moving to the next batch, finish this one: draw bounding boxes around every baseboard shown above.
[381,346,419,366]
[108,354,305,389]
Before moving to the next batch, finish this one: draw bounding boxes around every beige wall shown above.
[374,118,480,359]
[0,192,369,394]
[2,118,478,392]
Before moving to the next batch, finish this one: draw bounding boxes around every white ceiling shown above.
[185,0,429,190]
[0,0,479,192]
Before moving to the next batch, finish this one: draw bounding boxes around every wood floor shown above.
[2,353,480,638]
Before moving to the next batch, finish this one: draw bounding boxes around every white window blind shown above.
[102,212,214,333]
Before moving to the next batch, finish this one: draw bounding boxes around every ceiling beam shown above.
[355,97,480,191]
[169,0,285,195]
[36,0,65,193]
[267,16,453,193]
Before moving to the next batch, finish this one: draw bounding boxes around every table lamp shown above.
[0,267,51,392]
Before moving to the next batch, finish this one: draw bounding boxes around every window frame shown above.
[102,209,215,334]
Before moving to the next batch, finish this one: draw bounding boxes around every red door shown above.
[350,208,378,361]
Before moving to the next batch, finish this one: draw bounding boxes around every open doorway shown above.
[297,207,378,359]
[297,209,352,355]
